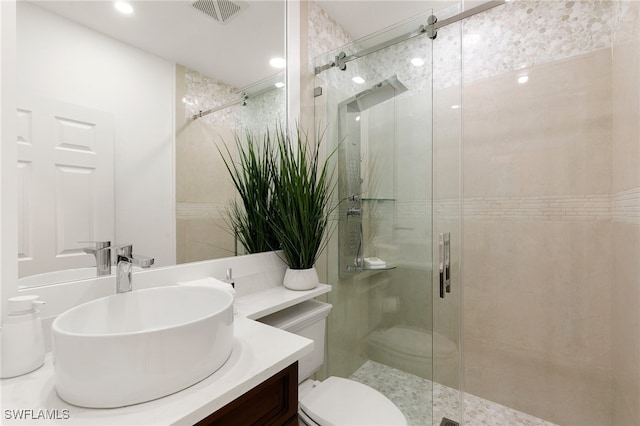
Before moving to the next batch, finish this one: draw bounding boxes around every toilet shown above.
[258,300,408,426]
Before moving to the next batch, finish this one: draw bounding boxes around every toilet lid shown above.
[300,377,407,426]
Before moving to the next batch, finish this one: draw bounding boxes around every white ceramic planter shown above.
[283,267,319,291]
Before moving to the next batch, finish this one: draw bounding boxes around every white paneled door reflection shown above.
[17,96,114,278]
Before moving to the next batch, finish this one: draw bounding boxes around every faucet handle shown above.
[114,244,133,257]
[133,255,154,268]
[80,241,113,276]
[115,245,154,269]
[80,240,111,253]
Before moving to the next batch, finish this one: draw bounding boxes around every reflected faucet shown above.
[82,241,112,276]
[115,245,154,293]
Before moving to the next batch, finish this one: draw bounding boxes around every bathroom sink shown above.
[51,285,234,408]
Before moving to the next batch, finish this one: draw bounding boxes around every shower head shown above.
[345,75,408,112]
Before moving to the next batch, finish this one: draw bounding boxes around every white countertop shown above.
[1,284,332,425]
[236,283,332,319]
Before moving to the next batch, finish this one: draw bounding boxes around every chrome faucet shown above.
[115,245,154,293]
[82,240,112,276]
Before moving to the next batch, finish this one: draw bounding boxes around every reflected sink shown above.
[19,266,143,288]
[51,285,234,408]
[19,267,99,288]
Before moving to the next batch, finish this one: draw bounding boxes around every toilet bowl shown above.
[258,300,407,426]
[367,325,457,380]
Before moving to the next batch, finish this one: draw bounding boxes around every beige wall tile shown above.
[176,121,237,204]
[612,37,640,194]
[178,217,235,263]
[465,336,612,426]
[614,379,640,426]
[464,220,612,367]
[462,48,614,424]
[611,3,640,425]
[612,222,640,424]
[463,49,612,199]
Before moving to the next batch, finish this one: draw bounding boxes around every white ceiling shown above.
[32,0,286,90]
[30,0,458,90]
[315,1,456,41]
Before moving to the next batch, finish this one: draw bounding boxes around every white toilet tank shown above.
[258,300,332,383]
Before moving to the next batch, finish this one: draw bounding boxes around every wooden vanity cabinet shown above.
[196,362,299,426]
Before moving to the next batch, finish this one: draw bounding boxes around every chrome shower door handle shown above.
[439,233,451,298]
[444,233,451,293]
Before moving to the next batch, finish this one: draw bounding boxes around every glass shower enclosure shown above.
[312,0,640,424]
[313,6,464,425]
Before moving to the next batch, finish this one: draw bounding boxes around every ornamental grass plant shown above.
[270,125,337,270]
[218,131,279,254]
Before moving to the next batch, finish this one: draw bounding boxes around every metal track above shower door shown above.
[314,1,505,75]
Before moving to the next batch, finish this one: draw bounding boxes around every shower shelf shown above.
[348,265,397,272]
[364,265,396,271]
[361,198,396,202]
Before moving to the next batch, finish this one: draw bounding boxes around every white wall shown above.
[1,0,18,318]
[16,2,175,268]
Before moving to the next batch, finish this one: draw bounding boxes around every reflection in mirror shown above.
[176,69,286,263]
[16,0,285,288]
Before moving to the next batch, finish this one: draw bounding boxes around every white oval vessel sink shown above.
[51,285,234,408]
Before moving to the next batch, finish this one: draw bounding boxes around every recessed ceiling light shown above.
[114,1,133,15]
[352,76,365,84]
[518,75,529,84]
[411,58,425,67]
[274,81,285,89]
[355,116,361,121]
[269,58,286,69]
[450,105,461,109]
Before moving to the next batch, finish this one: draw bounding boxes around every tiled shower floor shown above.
[349,360,558,426]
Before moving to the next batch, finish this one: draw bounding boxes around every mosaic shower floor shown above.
[349,360,558,426]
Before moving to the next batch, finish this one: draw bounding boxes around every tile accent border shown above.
[613,187,640,224]
[174,190,640,223]
[463,194,612,221]
[429,187,640,223]
[176,202,228,220]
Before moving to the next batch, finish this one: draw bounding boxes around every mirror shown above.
[16,0,286,288]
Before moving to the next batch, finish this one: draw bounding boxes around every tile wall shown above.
[459,1,638,425]
[611,2,640,425]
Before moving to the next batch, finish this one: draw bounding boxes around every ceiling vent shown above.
[189,0,247,24]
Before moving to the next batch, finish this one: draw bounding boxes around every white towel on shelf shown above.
[177,277,236,299]
[364,257,387,269]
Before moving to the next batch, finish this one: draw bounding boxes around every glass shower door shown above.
[313,7,463,425]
